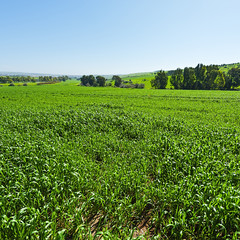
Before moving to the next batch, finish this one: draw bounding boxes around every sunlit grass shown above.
[0,83,240,239]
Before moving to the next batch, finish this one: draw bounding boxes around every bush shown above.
[23,83,28,86]
[120,84,132,88]
[137,83,145,89]
[119,83,145,89]
[9,83,15,86]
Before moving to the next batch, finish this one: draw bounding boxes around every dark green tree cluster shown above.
[151,70,168,89]
[80,75,106,87]
[96,76,107,87]
[0,75,69,83]
[112,75,122,87]
[120,83,145,89]
[226,68,240,89]
[170,64,240,90]
[0,76,36,83]
[39,76,69,82]
[57,76,69,82]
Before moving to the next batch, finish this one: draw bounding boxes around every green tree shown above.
[195,64,206,89]
[183,67,196,89]
[228,67,240,89]
[26,76,31,82]
[6,76,13,83]
[80,75,88,86]
[151,70,168,89]
[0,76,7,83]
[203,65,220,89]
[96,76,106,87]
[88,75,96,86]
[80,75,96,86]
[170,68,184,89]
[204,68,225,90]
[213,71,225,89]
[112,75,122,87]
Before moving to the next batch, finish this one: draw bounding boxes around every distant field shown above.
[1,83,240,239]
[219,63,240,73]
[121,73,172,89]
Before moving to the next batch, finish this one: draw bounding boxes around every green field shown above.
[1,82,240,239]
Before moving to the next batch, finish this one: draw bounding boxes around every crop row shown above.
[0,106,239,239]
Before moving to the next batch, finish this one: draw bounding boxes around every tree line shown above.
[80,75,145,89]
[39,76,69,82]
[0,75,69,83]
[79,75,124,87]
[79,75,122,87]
[79,75,108,87]
[151,64,240,90]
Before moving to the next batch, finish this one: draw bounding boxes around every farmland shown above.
[0,82,240,239]
[120,73,171,89]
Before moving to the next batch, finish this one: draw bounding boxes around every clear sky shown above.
[0,0,240,75]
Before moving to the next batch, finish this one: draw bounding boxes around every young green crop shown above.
[0,83,240,239]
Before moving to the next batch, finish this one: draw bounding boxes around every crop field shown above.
[0,82,240,239]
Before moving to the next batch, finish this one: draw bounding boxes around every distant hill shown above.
[121,62,240,78]
[0,71,65,77]
[219,63,240,73]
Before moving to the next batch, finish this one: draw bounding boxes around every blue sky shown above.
[0,0,240,75]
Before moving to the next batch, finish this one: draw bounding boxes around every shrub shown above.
[137,83,145,89]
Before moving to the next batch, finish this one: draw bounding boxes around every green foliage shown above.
[80,75,96,86]
[112,75,122,87]
[195,64,206,89]
[182,67,196,89]
[120,83,145,89]
[38,75,69,82]
[213,70,225,89]
[170,68,184,89]
[228,68,240,89]
[0,76,36,83]
[151,70,168,89]
[169,64,240,90]
[118,63,240,91]
[96,76,106,87]
[0,75,68,84]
